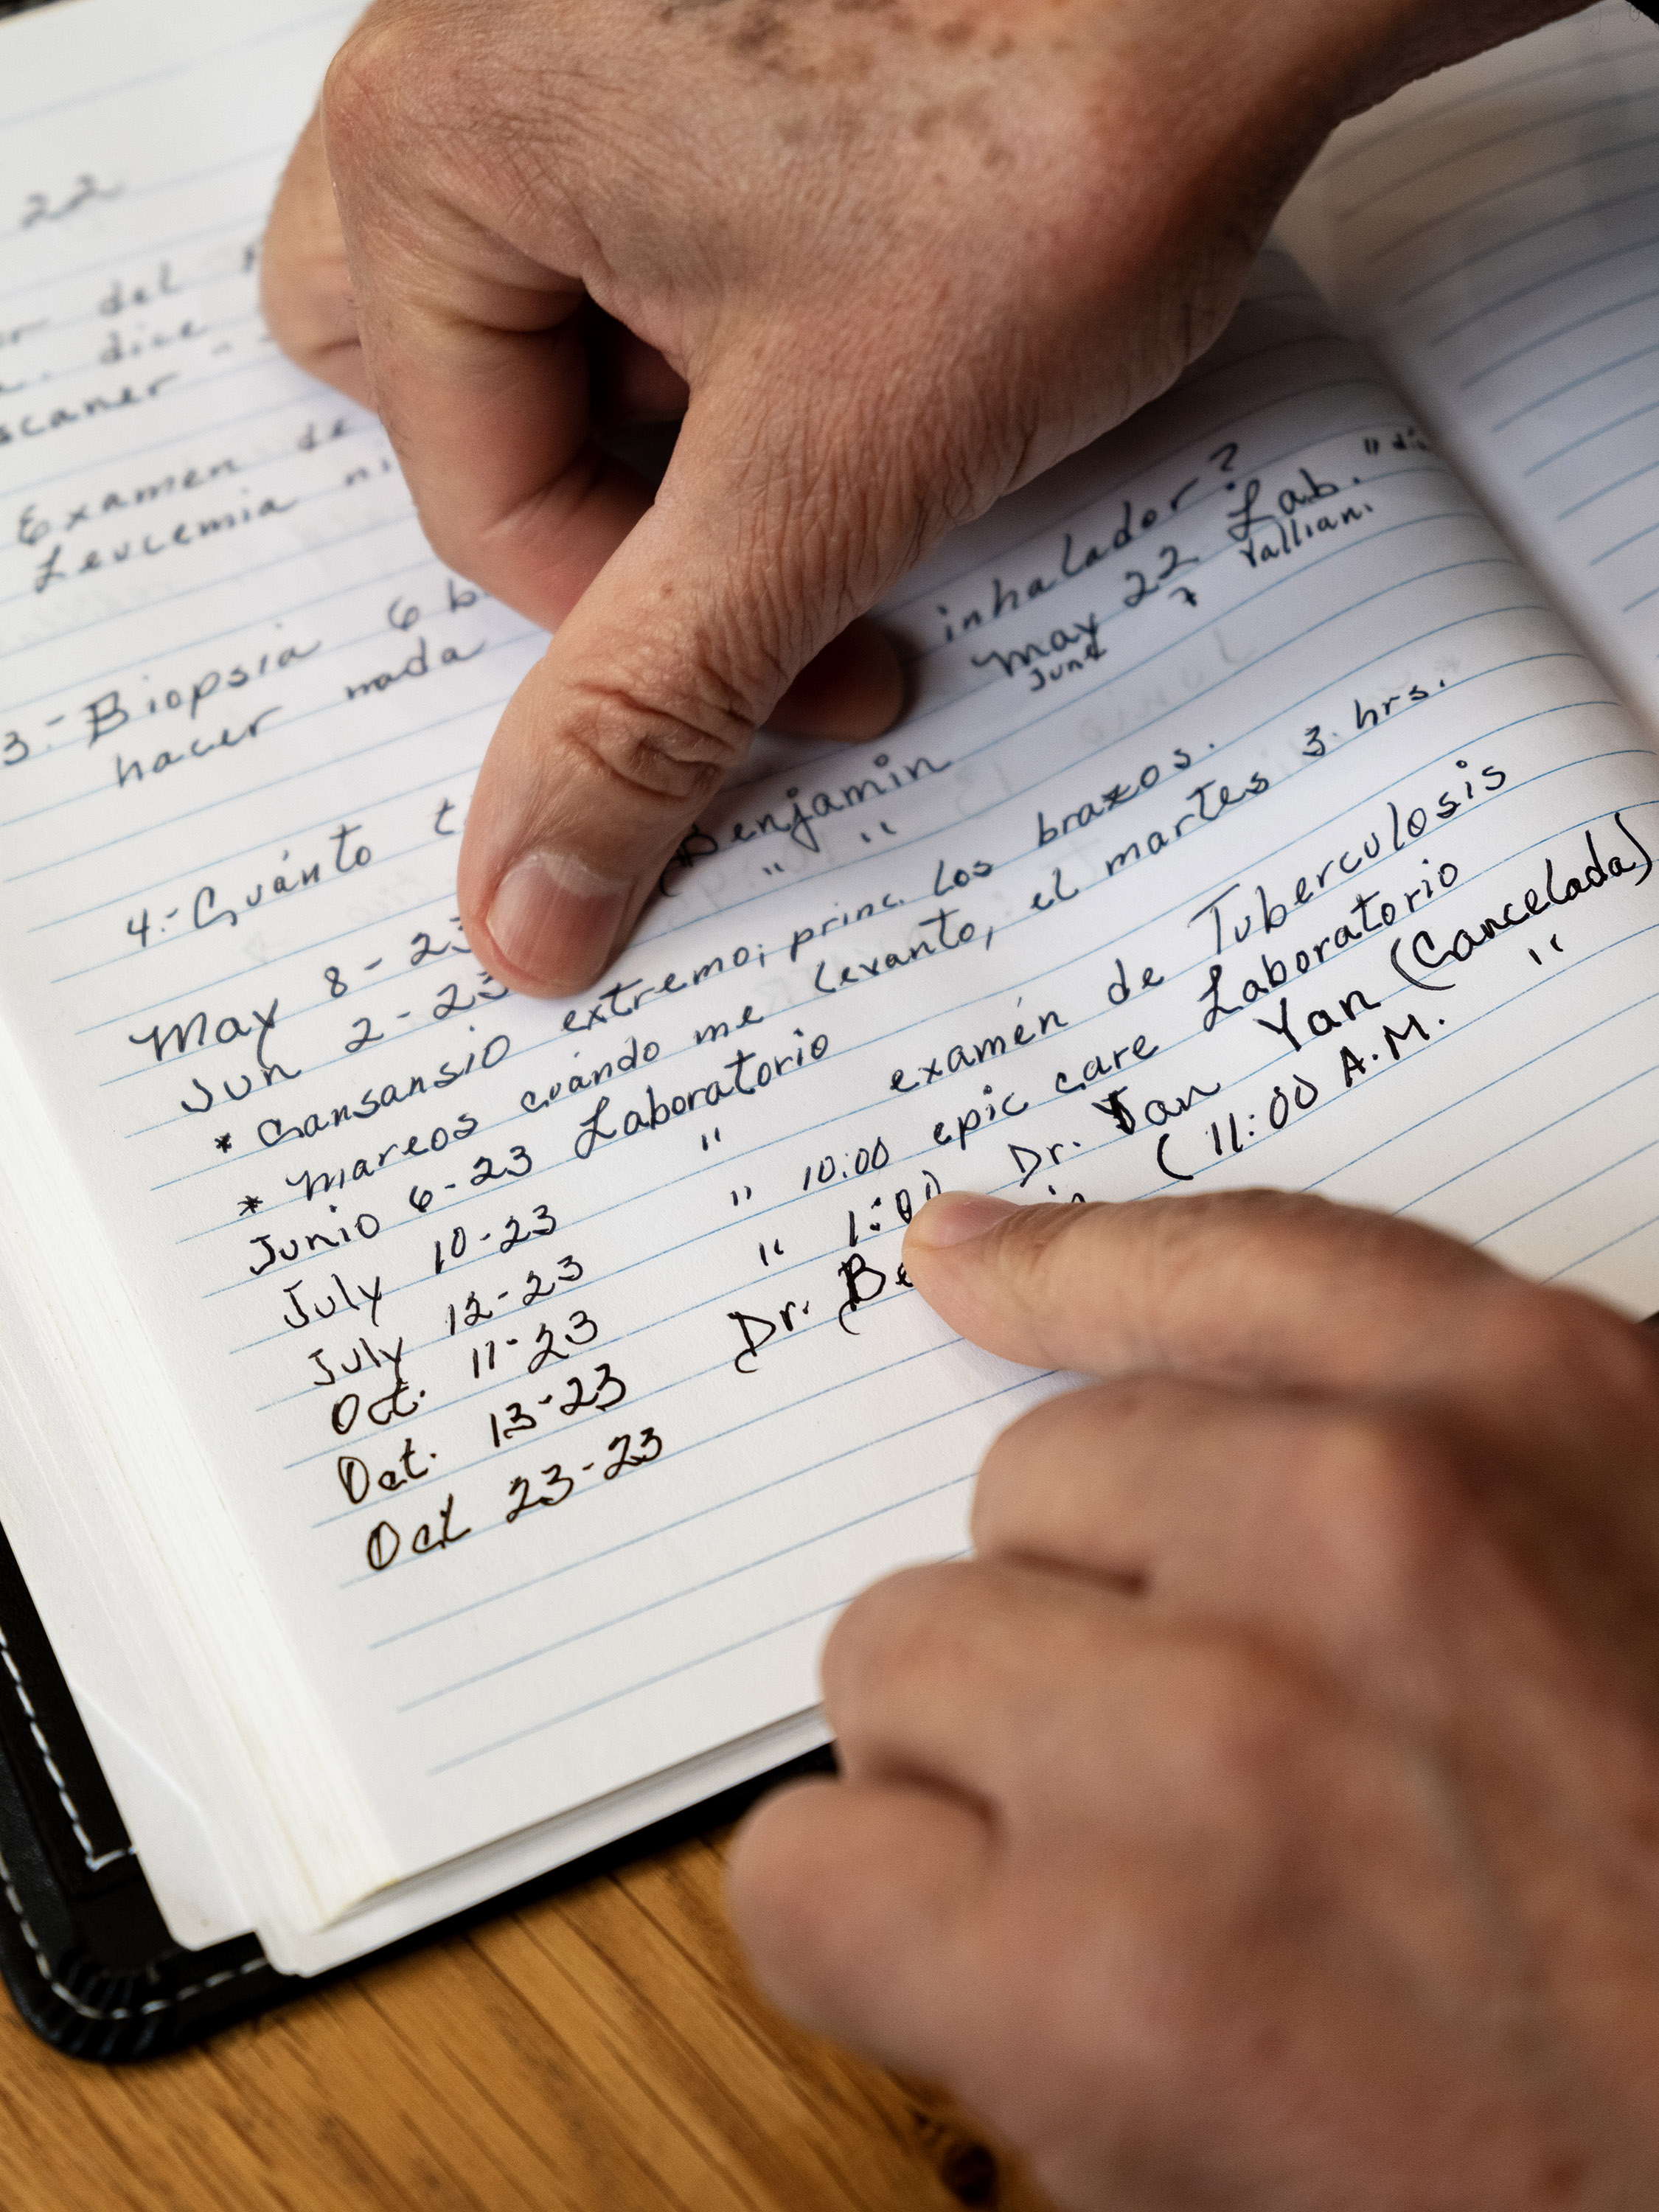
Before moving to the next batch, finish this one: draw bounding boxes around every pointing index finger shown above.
[902,1189,1530,1399]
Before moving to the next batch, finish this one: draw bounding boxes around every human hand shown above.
[730,1190,1659,2210]
[260,0,1579,998]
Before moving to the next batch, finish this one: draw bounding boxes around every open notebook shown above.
[1,0,1656,2047]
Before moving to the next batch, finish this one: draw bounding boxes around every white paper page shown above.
[1277,1,1659,729]
[7,0,1659,1941]
[0,1245,835,1974]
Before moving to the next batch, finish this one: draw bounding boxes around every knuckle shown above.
[1304,1407,1450,1616]
[256,249,302,352]
[1119,1191,1324,1347]
[725,1779,839,1949]
[821,1561,975,1720]
[625,717,742,796]
[1086,1370,1197,1435]
[320,17,420,152]
[968,1427,1024,1552]
[1489,1276,1659,1417]
[260,125,355,366]
[1130,1191,1498,1366]
[970,1387,1100,1545]
[409,507,471,579]
[989,1193,1307,1363]
[403,486,495,585]
[321,6,518,206]
[567,684,746,809]
[1147,1636,1317,1823]
[1141,1188,1447,1277]
[972,1374,1180,1551]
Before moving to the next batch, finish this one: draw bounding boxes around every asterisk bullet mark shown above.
[238,1194,264,1216]
[215,1133,232,1152]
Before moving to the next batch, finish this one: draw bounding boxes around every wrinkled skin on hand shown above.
[261,0,1586,998]
[729,1192,1659,2211]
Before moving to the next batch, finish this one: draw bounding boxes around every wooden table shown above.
[0,1825,1053,2212]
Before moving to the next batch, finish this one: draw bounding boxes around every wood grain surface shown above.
[0,1825,1054,2212]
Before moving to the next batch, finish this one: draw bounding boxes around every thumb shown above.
[459,381,907,997]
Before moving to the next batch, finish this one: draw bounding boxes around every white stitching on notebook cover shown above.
[0,1843,268,2020]
[0,1631,271,2020]
[0,1618,129,1873]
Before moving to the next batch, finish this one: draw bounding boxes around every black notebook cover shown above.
[0,1514,830,2062]
[0,1517,279,2059]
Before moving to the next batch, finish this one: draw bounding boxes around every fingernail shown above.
[905,1192,1022,1248]
[484,851,630,992]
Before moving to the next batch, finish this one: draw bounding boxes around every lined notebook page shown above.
[1278,1,1659,728]
[6,0,1659,1929]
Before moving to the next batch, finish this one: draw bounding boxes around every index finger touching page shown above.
[902,1189,1523,1396]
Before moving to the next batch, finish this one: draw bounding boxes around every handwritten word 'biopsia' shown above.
[83,644,321,743]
